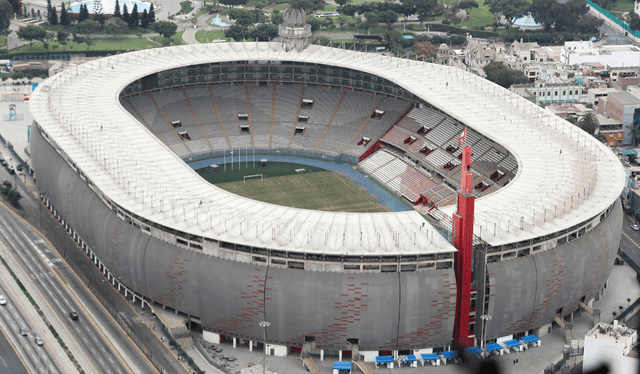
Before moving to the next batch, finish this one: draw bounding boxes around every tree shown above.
[56,30,68,43]
[378,10,398,30]
[483,61,527,88]
[229,8,255,27]
[78,4,90,23]
[93,0,105,25]
[47,0,53,22]
[6,188,21,207]
[122,4,130,25]
[151,20,177,38]
[50,5,58,25]
[307,17,321,32]
[334,14,350,28]
[594,0,617,11]
[484,0,530,29]
[413,41,437,59]
[113,0,121,18]
[531,0,588,31]
[577,112,599,135]
[17,25,47,49]
[218,0,247,7]
[105,16,127,36]
[7,0,18,13]
[631,17,640,32]
[59,2,70,26]
[289,0,325,12]
[224,24,247,40]
[78,19,99,36]
[254,2,265,10]
[250,23,278,40]
[141,9,149,28]
[271,10,283,25]
[0,0,12,34]
[148,4,155,23]
[130,4,139,26]
[364,11,378,34]
[415,0,437,26]
[335,0,347,6]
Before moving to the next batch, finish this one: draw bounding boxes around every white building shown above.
[561,41,640,67]
[527,82,583,104]
[583,321,638,374]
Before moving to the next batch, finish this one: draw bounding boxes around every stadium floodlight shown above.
[480,315,492,348]
[259,321,271,374]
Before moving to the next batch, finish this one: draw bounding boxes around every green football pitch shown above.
[197,163,389,212]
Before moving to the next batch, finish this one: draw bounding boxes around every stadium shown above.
[29,42,624,361]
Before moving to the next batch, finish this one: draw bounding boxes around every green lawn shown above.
[609,0,635,12]
[179,0,194,14]
[211,170,390,212]
[247,0,288,6]
[315,25,367,33]
[321,4,339,12]
[153,31,186,45]
[195,30,229,42]
[458,2,495,27]
[9,37,156,54]
[0,35,6,47]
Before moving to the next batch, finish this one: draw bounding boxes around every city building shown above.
[560,41,640,67]
[605,91,640,145]
[583,321,637,374]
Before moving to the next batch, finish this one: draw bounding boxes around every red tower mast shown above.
[452,143,475,349]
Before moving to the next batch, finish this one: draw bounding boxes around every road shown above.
[0,276,64,374]
[599,23,631,45]
[0,318,30,374]
[620,214,640,268]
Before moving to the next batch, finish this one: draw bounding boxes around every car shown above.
[20,328,27,337]
[69,311,78,321]
[0,161,6,167]
[16,164,22,172]
[34,337,43,346]
[632,225,639,231]
[8,167,15,175]
[0,295,5,305]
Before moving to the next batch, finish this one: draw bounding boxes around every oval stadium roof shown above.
[29,42,625,254]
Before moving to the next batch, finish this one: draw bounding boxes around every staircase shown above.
[301,342,319,374]
[356,361,374,374]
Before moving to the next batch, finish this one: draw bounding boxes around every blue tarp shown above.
[622,149,638,155]
[503,339,522,348]
[376,356,394,363]
[486,343,503,351]
[442,351,457,359]
[466,347,483,354]
[521,335,540,343]
[400,355,417,362]
[421,353,440,361]
[334,361,351,370]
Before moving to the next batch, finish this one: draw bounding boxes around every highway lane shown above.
[0,204,133,374]
[0,278,63,374]
[0,320,30,374]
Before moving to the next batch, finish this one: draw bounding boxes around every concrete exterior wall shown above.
[31,126,458,351]
[482,199,622,340]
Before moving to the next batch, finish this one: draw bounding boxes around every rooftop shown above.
[610,91,640,105]
[30,42,625,252]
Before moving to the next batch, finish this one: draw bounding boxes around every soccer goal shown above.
[244,174,264,183]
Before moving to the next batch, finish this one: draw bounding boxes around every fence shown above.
[0,135,32,174]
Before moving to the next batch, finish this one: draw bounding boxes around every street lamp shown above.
[259,321,271,374]
[480,314,492,348]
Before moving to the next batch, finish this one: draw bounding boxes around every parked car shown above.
[0,161,6,167]
[69,311,78,321]
[632,224,639,231]
[9,166,15,175]
[16,164,22,171]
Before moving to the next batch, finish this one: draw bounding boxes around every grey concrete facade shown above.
[480,199,622,340]
[31,126,460,350]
